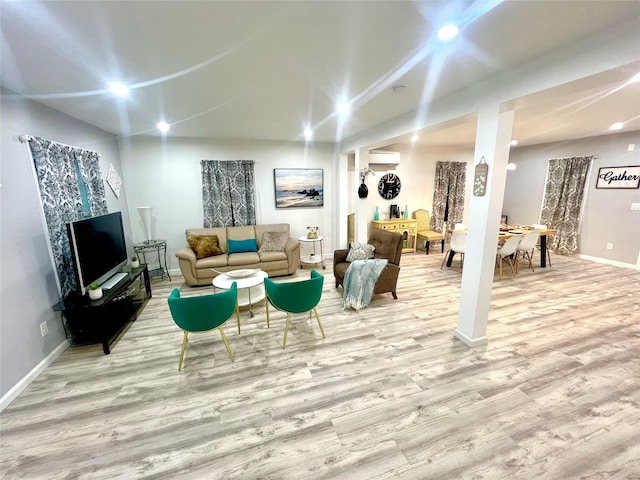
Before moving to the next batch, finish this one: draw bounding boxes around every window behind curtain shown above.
[27,136,108,297]
[540,156,592,255]
[430,161,466,235]
[201,160,256,227]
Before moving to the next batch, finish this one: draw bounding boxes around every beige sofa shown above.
[175,223,300,286]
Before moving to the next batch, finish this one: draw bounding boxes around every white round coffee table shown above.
[212,269,268,319]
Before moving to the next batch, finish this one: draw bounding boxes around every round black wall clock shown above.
[378,173,401,199]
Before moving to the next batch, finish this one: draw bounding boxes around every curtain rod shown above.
[19,133,99,153]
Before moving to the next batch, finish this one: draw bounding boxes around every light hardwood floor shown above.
[2,251,639,479]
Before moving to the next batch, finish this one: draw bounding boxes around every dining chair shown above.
[264,270,325,349]
[167,283,239,371]
[441,230,467,269]
[515,231,540,273]
[412,209,445,255]
[496,235,522,279]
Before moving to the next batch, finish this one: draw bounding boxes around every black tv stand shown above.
[53,265,151,354]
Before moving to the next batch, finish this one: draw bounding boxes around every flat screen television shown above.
[67,212,128,295]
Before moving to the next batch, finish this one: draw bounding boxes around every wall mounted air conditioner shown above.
[368,150,400,166]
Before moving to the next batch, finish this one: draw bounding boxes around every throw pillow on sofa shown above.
[346,243,375,262]
[228,238,258,254]
[187,234,223,259]
[259,231,289,253]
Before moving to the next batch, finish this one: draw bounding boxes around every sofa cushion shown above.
[196,254,229,269]
[228,252,260,266]
[227,225,256,241]
[228,238,258,254]
[258,250,288,262]
[259,231,289,253]
[187,234,223,259]
[346,243,375,262]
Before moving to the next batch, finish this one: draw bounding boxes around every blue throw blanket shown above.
[343,259,388,310]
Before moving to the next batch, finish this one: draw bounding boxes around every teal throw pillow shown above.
[227,238,258,254]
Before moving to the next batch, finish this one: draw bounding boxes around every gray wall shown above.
[0,89,127,399]
[117,136,337,267]
[504,131,640,265]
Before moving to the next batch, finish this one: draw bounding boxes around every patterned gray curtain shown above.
[430,161,466,237]
[28,136,108,298]
[201,160,256,227]
[540,156,592,255]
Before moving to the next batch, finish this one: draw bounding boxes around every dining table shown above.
[445,227,556,268]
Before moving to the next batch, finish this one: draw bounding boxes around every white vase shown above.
[131,260,140,269]
[88,287,103,301]
[137,206,153,242]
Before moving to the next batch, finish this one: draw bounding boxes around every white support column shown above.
[335,152,351,250]
[454,104,514,347]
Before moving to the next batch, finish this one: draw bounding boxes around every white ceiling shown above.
[2,1,639,148]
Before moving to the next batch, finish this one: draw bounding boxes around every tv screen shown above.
[67,212,127,295]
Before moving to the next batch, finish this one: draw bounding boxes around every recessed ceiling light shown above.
[336,102,351,114]
[507,163,517,171]
[411,134,419,142]
[109,82,129,97]
[609,122,624,131]
[304,128,313,141]
[157,121,170,133]
[438,24,459,41]
[510,140,518,146]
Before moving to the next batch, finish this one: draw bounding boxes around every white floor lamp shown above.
[137,206,153,243]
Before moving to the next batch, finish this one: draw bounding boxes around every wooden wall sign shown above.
[473,156,489,197]
[596,166,640,189]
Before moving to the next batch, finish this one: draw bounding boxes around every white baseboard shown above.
[453,329,488,347]
[577,254,639,270]
[0,340,68,412]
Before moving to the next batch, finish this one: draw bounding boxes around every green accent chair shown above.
[264,270,325,349]
[167,283,240,370]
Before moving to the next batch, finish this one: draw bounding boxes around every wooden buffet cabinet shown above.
[371,219,418,254]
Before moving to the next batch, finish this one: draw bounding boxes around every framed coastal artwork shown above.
[274,168,324,208]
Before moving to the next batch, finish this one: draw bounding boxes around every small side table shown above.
[133,240,171,281]
[298,235,326,269]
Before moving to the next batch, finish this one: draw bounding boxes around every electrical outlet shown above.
[606,243,613,250]
[40,321,49,337]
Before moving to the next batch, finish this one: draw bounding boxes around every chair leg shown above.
[498,257,503,279]
[178,331,189,371]
[235,300,241,334]
[265,297,271,328]
[392,291,398,299]
[218,327,234,362]
[425,241,430,255]
[507,257,517,276]
[283,313,291,349]
[313,308,325,338]
[441,239,445,253]
[526,249,535,272]
[440,249,450,269]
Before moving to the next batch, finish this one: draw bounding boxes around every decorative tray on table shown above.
[224,269,259,279]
